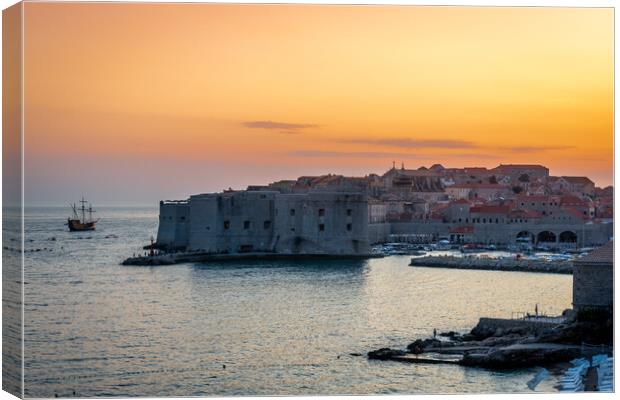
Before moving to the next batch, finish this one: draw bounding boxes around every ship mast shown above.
[80,196,87,222]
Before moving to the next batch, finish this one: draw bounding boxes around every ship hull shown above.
[67,219,97,231]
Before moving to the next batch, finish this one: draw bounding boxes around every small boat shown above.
[460,243,485,253]
[67,197,99,231]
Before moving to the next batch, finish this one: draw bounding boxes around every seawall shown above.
[122,251,383,266]
[410,255,573,274]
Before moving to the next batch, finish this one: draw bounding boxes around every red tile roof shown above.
[560,195,588,206]
[562,176,594,186]
[470,205,510,214]
[449,183,510,189]
[452,198,470,205]
[509,209,543,219]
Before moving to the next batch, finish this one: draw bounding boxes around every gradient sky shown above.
[23,3,613,205]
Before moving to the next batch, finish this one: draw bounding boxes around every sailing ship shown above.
[67,197,99,231]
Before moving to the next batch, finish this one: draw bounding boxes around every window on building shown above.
[319,223,325,231]
[224,220,230,229]
[243,220,251,229]
[180,216,186,221]
[264,221,271,229]
[347,209,352,216]
[290,209,295,216]
[495,218,499,223]
[483,218,486,223]
[346,223,352,231]
[319,209,325,217]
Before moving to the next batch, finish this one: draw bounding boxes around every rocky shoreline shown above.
[367,309,612,371]
[410,255,573,274]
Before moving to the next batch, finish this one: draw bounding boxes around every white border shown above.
[0,1,616,400]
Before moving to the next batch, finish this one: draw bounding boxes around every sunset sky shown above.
[22,3,613,205]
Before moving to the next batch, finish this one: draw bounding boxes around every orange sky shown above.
[22,3,613,205]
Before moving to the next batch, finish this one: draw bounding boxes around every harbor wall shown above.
[474,317,563,336]
[368,223,391,244]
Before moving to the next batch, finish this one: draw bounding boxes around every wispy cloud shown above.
[500,145,574,153]
[290,150,497,160]
[291,150,416,159]
[243,120,319,132]
[337,138,479,149]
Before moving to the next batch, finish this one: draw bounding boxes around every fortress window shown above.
[319,223,325,231]
[290,209,295,216]
[347,209,352,216]
[264,220,271,229]
[319,209,325,217]
[346,223,352,231]
[224,220,230,229]
[180,216,186,221]
[243,220,251,229]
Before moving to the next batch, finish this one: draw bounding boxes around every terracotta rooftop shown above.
[576,241,614,265]
[470,205,510,214]
[562,176,594,185]
[449,183,510,189]
[452,198,470,205]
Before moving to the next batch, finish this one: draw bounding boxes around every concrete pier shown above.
[410,255,573,274]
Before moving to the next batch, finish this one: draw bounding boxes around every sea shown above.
[7,207,573,397]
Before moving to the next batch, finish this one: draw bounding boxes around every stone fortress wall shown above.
[156,191,370,255]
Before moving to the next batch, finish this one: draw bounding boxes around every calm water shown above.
[18,207,572,397]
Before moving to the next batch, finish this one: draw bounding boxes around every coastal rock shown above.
[480,333,524,347]
[367,348,406,360]
[536,320,613,345]
[439,331,463,341]
[459,344,580,369]
[406,338,441,354]
[470,322,496,340]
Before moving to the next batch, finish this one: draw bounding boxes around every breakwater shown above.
[122,251,383,266]
[410,255,572,274]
